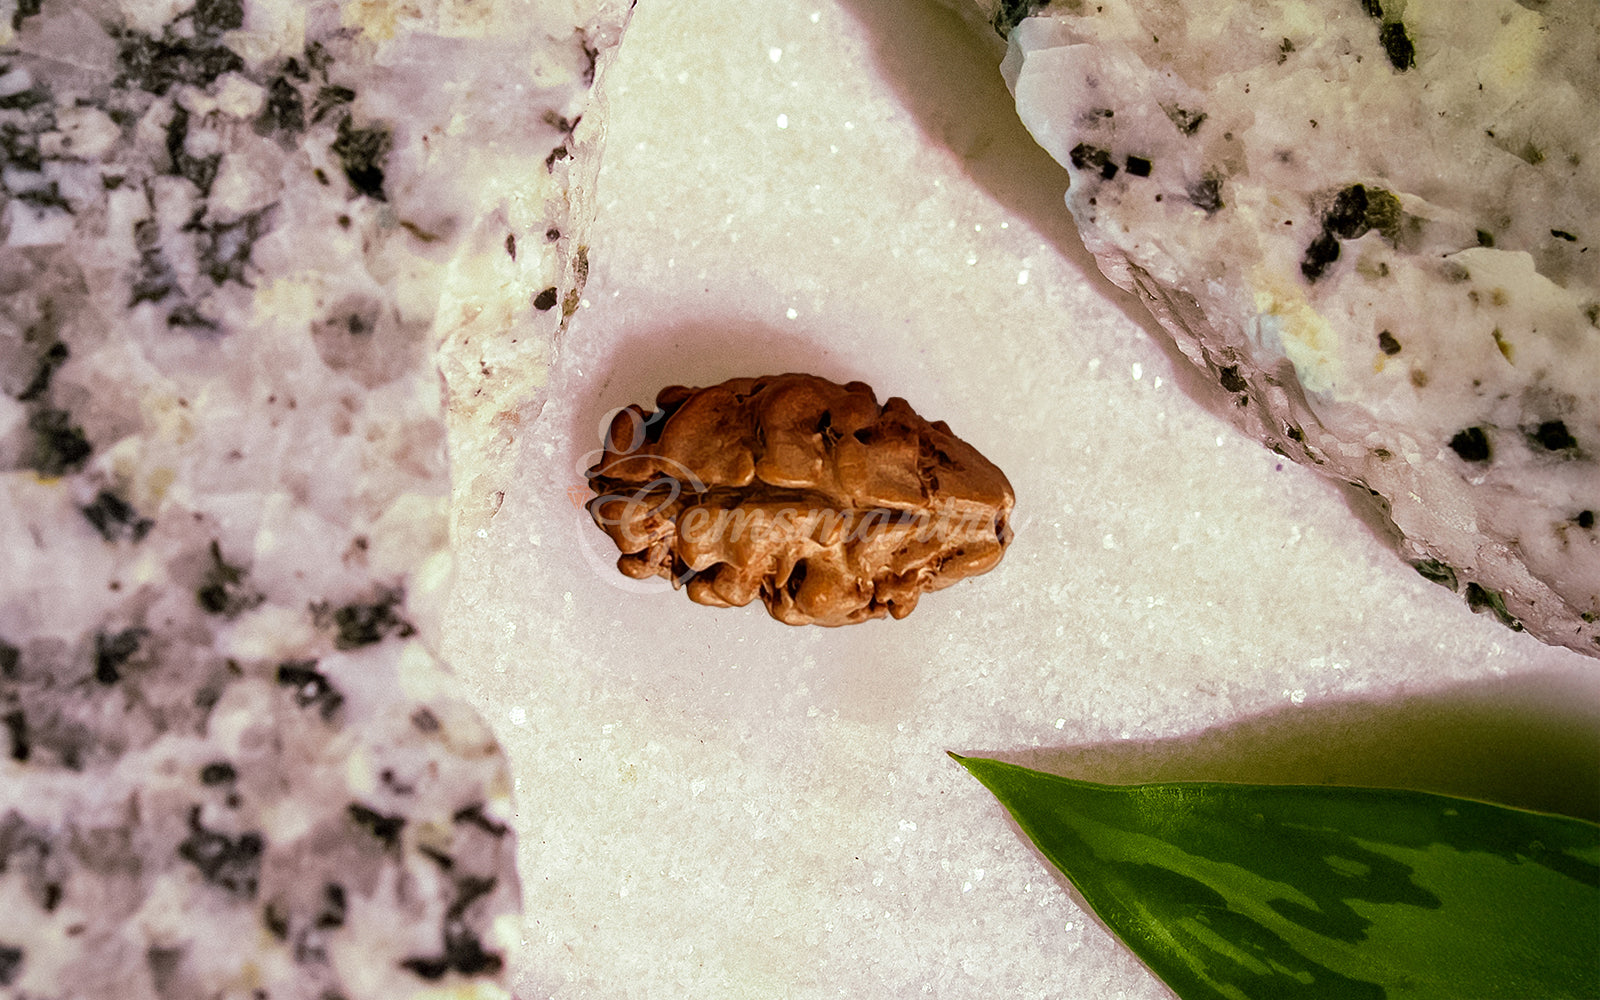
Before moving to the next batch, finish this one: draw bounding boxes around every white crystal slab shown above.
[443,1,1598,996]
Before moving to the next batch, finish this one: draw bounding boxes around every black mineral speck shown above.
[0,86,48,112]
[116,31,245,95]
[1578,510,1595,529]
[533,286,559,311]
[1476,229,1495,248]
[27,408,91,476]
[1218,366,1247,393]
[177,806,262,898]
[303,40,333,75]
[166,103,221,195]
[1551,229,1577,242]
[263,900,291,939]
[193,0,246,34]
[197,540,264,618]
[0,639,17,678]
[318,882,348,928]
[1301,184,1401,281]
[131,219,179,306]
[275,660,344,720]
[324,587,414,649]
[310,85,355,124]
[1361,0,1384,17]
[167,303,218,331]
[15,183,71,213]
[380,767,416,796]
[82,490,155,543]
[1186,173,1224,215]
[146,947,184,996]
[402,955,449,980]
[332,115,390,201]
[575,33,599,86]
[1379,21,1415,71]
[0,944,22,987]
[1529,420,1577,452]
[1125,155,1152,177]
[990,0,1042,35]
[257,76,306,136]
[1069,142,1117,180]
[291,883,345,963]
[402,876,504,980]
[17,341,68,403]
[348,803,405,849]
[0,121,44,173]
[1378,330,1402,355]
[1324,185,1371,239]
[454,802,509,837]
[94,627,146,685]
[1163,105,1206,136]
[192,205,275,287]
[10,0,41,32]
[200,761,237,785]
[1448,426,1491,463]
[4,710,28,762]
[195,683,224,713]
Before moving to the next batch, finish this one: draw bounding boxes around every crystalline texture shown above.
[998,0,1600,656]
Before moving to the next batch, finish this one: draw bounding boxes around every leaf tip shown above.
[948,751,980,773]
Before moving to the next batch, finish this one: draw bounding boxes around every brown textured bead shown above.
[584,373,1014,626]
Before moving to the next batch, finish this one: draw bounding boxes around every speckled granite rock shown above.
[973,0,1599,656]
[0,0,628,997]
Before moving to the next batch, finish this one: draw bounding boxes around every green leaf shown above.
[952,754,1600,1000]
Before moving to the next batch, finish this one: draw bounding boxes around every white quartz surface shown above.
[442,1,1600,997]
